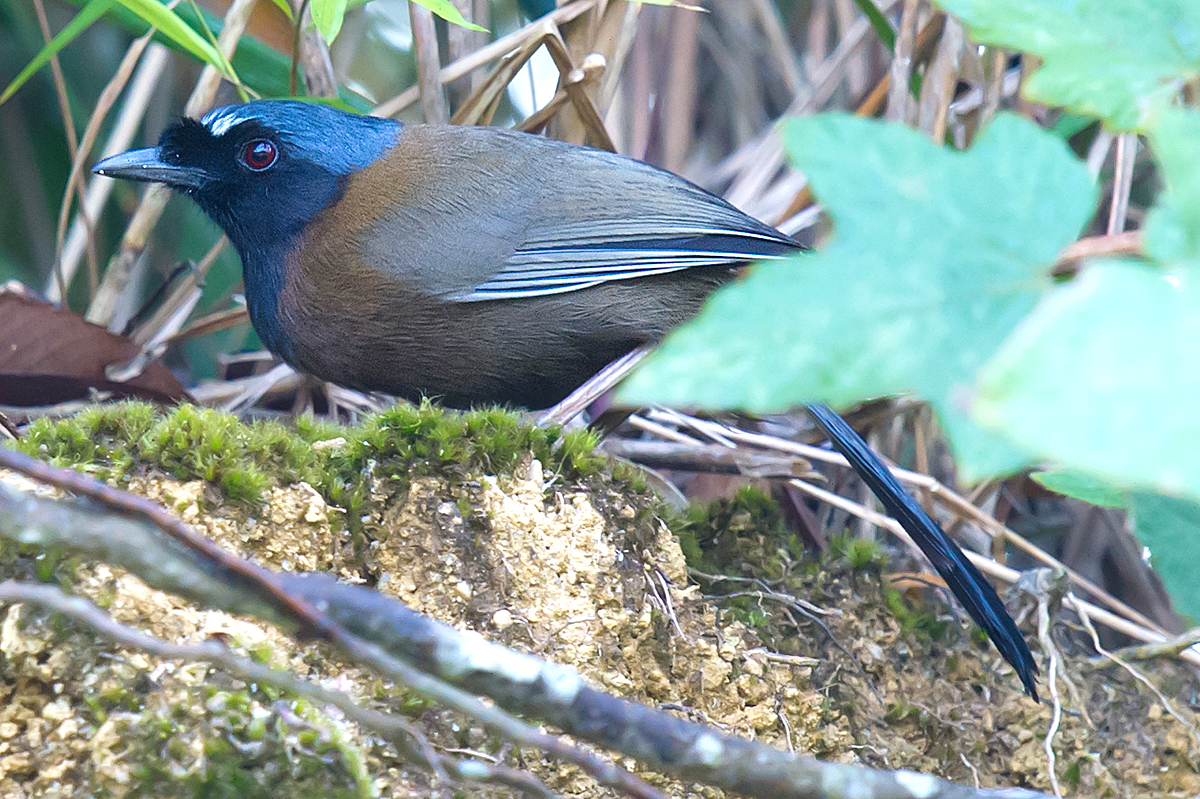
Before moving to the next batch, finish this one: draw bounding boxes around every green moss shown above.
[828,532,886,571]
[137,405,305,497]
[326,401,602,484]
[670,487,806,633]
[884,584,948,639]
[18,400,617,511]
[20,402,311,504]
[21,402,159,480]
[388,685,436,718]
[110,687,374,799]
[248,640,276,665]
[552,428,606,475]
[1062,757,1084,787]
[676,486,800,578]
[884,700,921,724]
[821,533,948,639]
[84,677,143,724]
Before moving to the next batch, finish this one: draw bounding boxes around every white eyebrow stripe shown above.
[204,111,251,137]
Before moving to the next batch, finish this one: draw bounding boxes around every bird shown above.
[94,99,1037,699]
[516,0,556,19]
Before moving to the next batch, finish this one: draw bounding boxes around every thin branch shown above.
[410,1,447,123]
[33,0,97,299]
[372,0,602,118]
[1106,132,1138,234]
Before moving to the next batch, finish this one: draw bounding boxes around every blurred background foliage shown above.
[2,0,536,377]
[0,0,843,381]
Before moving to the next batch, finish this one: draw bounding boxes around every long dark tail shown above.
[806,403,1039,700]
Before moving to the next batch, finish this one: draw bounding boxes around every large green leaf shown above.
[976,109,1200,499]
[1142,110,1200,264]
[1128,493,1200,622]
[621,112,1096,476]
[1031,470,1127,509]
[976,260,1200,499]
[936,0,1200,131]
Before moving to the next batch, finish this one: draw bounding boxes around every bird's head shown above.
[93,100,400,258]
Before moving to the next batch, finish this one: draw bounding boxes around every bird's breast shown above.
[237,246,294,363]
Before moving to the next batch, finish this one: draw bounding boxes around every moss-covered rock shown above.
[0,403,833,797]
[3,401,1198,798]
[18,401,609,510]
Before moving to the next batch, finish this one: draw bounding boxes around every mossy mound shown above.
[18,400,613,521]
[0,403,825,798]
[1,403,1197,797]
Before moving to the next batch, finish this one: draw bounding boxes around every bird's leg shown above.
[536,345,653,428]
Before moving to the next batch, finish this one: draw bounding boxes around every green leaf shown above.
[413,0,487,32]
[310,0,350,43]
[1,0,116,105]
[1128,492,1200,621]
[115,0,239,82]
[935,0,1200,131]
[56,0,368,105]
[313,0,487,44]
[620,112,1096,477]
[850,0,896,51]
[1143,110,1200,264]
[976,260,1200,499]
[1031,470,1128,508]
[1049,113,1094,142]
[941,414,1028,479]
[976,107,1200,503]
[265,0,295,21]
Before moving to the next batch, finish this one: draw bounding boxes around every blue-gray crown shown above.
[201,100,401,174]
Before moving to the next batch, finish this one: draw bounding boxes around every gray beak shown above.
[92,148,207,189]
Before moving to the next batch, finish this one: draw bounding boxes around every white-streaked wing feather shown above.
[450,244,793,301]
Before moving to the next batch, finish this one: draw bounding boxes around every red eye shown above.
[242,139,277,171]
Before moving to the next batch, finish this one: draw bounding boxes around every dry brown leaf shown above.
[0,288,187,406]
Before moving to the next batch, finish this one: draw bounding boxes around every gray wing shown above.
[361,125,801,302]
